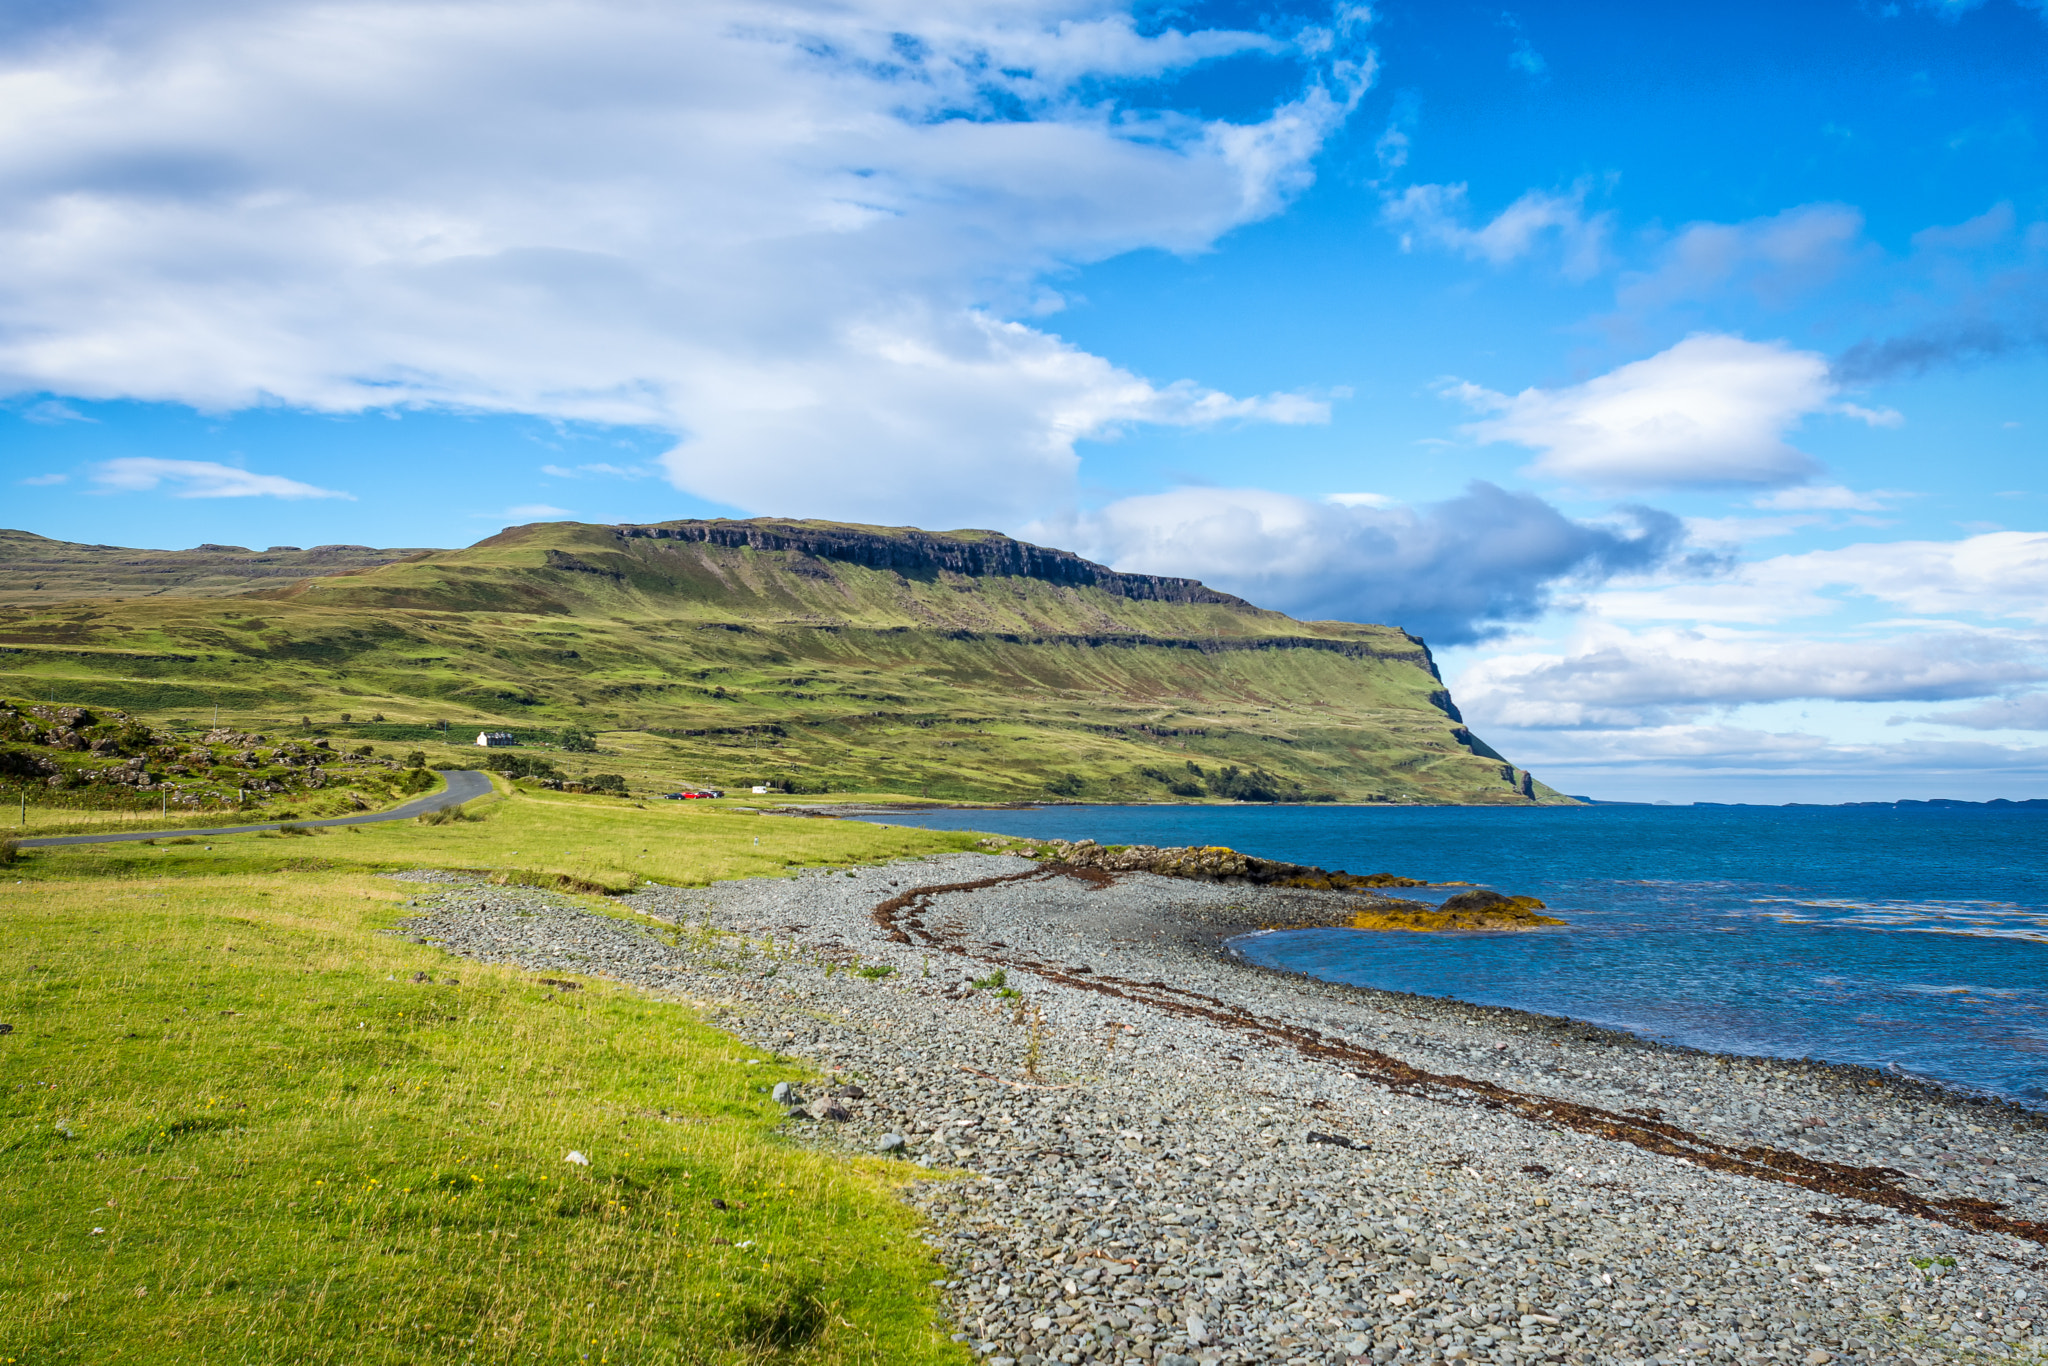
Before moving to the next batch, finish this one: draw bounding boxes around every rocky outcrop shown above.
[1003,838,1563,930]
[1345,888,1564,932]
[1027,838,1435,891]
[0,699,403,801]
[614,518,1249,606]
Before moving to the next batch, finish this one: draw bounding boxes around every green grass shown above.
[0,802,986,1364]
[8,777,985,889]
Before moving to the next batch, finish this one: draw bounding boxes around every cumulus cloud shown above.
[1446,334,1888,490]
[0,0,1371,527]
[1381,181,1609,280]
[1040,481,1698,644]
[89,457,353,500]
[1455,622,2048,729]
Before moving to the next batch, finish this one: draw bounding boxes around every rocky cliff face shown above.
[615,519,1247,606]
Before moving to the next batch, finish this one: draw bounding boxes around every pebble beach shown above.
[391,850,2048,1366]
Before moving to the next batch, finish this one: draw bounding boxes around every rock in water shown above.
[1345,886,1564,932]
[1438,887,1548,915]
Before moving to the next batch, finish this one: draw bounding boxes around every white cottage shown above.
[475,731,516,747]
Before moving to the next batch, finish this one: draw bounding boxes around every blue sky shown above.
[5,0,2048,801]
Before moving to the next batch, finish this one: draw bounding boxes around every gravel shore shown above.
[389,854,2048,1365]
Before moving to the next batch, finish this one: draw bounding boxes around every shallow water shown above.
[854,803,2048,1104]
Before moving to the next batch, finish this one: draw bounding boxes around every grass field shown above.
[0,793,988,1364]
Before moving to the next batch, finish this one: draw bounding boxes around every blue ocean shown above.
[854,803,2048,1106]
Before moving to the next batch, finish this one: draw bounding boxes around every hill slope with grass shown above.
[0,518,1566,804]
[0,527,431,606]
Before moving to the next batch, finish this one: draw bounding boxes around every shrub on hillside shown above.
[481,751,562,781]
[1208,764,1298,803]
[558,729,598,753]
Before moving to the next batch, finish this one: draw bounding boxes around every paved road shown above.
[13,769,496,848]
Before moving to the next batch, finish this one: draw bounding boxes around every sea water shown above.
[853,803,2048,1106]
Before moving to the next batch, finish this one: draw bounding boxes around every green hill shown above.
[0,518,1567,804]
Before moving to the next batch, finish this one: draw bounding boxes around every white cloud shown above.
[1373,124,1409,171]
[1483,721,2048,802]
[18,472,68,486]
[1616,203,1867,312]
[1381,180,1609,280]
[19,399,92,424]
[662,311,1330,521]
[1776,532,2048,621]
[1450,334,1842,489]
[1323,491,1395,507]
[1452,521,2048,795]
[89,457,353,500]
[1911,202,2015,253]
[1040,481,1693,644]
[0,0,1369,527]
[1582,529,2048,626]
[1507,37,1546,78]
[1900,692,2048,731]
[494,503,574,519]
[1749,484,1910,512]
[540,462,648,480]
[1455,621,2047,729]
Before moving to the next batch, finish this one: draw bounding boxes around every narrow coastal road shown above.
[13,769,496,848]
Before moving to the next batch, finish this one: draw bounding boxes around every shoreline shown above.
[396,855,2048,1365]
[1216,929,2039,1115]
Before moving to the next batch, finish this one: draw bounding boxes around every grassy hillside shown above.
[0,519,1568,805]
[0,528,430,607]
